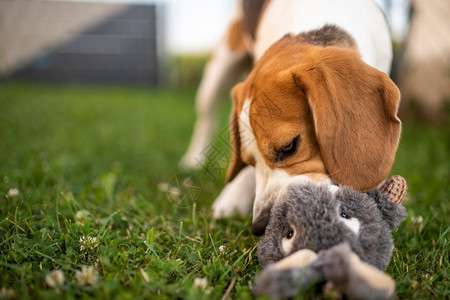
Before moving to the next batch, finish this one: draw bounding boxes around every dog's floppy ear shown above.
[226,82,248,182]
[292,47,401,191]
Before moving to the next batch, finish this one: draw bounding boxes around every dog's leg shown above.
[213,165,255,218]
[180,20,251,169]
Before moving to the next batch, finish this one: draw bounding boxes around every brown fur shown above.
[227,35,401,191]
[226,19,248,52]
[225,0,271,53]
[227,94,249,181]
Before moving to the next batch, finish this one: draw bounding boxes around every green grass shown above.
[0,82,448,299]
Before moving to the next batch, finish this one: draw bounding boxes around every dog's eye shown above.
[285,229,294,240]
[340,212,352,220]
[276,136,300,162]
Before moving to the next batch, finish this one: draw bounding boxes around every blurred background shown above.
[0,3,448,297]
[0,0,237,86]
[0,0,448,123]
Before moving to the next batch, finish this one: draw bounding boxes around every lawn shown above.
[0,82,448,299]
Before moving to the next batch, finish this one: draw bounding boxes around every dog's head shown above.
[226,36,401,235]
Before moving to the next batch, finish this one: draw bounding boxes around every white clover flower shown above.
[167,187,181,202]
[157,182,169,192]
[181,177,194,188]
[157,182,182,202]
[193,277,208,290]
[75,210,90,225]
[45,270,65,288]
[0,287,15,298]
[7,188,19,198]
[219,245,228,254]
[75,266,98,285]
[79,236,98,251]
[94,258,100,268]
[411,215,423,224]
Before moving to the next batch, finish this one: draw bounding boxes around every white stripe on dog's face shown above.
[239,100,294,217]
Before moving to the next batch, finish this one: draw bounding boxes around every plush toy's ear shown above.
[379,175,407,204]
[226,82,248,182]
[252,204,272,236]
[292,47,401,191]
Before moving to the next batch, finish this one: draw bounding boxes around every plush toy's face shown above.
[257,179,407,270]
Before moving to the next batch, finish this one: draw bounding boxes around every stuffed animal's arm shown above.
[253,244,396,299]
[317,243,395,300]
[253,249,322,298]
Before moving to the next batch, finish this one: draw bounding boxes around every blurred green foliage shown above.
[167,54,210,87]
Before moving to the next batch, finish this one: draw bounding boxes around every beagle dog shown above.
[180,0,401,233]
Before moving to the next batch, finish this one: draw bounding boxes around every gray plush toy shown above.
[254,176,408,299]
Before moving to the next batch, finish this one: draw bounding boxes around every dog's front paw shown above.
[179,153,202,170]
[212,166,255,219]
[212,183,253,219]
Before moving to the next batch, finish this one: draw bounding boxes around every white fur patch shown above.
[254,0,392,74]
[240,99,282,217]
[239,99,259,159]
[274,249,318,270]
[276,176,339,204]
[282,238,294,255]
[339,214,361,234]
[328,183,339,194]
